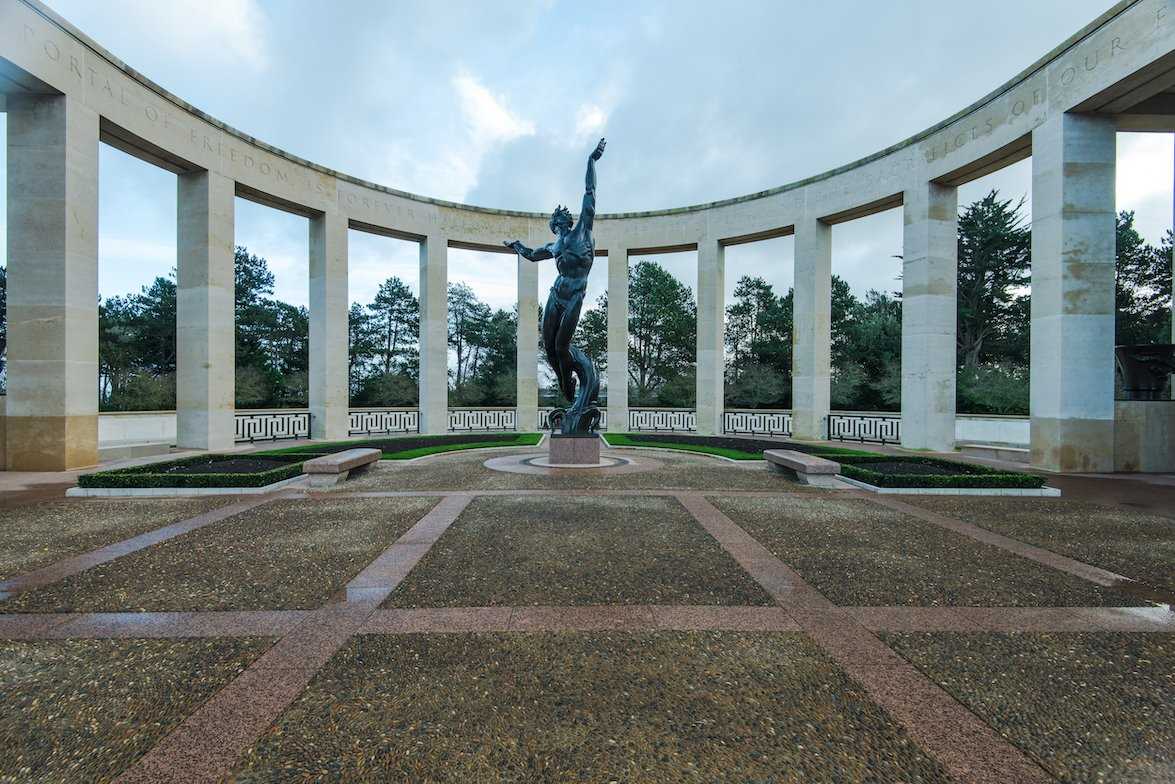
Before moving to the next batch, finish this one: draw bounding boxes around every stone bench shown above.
[302,448,382,487]
[764,449,841,488]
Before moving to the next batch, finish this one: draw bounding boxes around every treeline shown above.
[348,280,519,408]
[85,247,520,411]
[581,190,1171,414]
[0,189,1168,416]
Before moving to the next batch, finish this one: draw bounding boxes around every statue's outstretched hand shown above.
[504,240,521,252]
[591,138,606,161]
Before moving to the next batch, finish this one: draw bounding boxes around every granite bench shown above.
[302,448,381,487]
[763,449,841,488]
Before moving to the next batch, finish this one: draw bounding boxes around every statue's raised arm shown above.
[578,138,606,234]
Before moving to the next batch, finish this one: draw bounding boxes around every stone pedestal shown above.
[549,434,601,465]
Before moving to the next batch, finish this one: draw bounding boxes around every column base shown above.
[1030,416,1114,473]
[6,415,99,471]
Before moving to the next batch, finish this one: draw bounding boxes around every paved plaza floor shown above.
[0,446,1172,783]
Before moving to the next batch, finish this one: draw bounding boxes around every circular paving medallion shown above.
[483,452,663,476]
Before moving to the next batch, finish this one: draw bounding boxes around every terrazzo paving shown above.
[0,637,271,782]
[898,497,1175,593]
[883,632,1175,784]
[0,446,1170,783]
[0,498,236,580]
[710,494,1145,607]
[2,497,439,612]
[383,495,773,608]
[228,631,953,783]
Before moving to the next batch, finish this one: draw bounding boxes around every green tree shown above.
[724,275,792,408]
[447,282,491,389]
[98,296,139,409]
[1116,212,1172,346]
[368,276,419,376]
[956,191,1031,369]
[578,295,609,373]
[627,260,696,406]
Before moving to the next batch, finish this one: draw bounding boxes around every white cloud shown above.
[575,103,608,139]
[51,0,271,72]
[453,72,535,142]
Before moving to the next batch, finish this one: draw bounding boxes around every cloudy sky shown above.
[1,0,1170,318]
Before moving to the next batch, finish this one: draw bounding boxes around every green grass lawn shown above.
[258,432,543,460]
[602,433,872,460]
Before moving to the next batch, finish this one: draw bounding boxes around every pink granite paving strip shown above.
[342,494,472,604]
[4,605,1164,641]
[856,492,1133,588]
[947,607,1092,632]
[42,610,312,639]
[843,606,984,632]
[678,491,1055,784]
[1068,606,1175,631]
[509,605,657,631]
[0,494,282,597]
[650,605,800,630]
[0,612,76,639]
[360,607,515,633]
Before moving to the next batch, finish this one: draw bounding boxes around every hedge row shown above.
[77,454,325,489]
[835,455,1046,489]
[606,433,874,461]
[260,432,542,458]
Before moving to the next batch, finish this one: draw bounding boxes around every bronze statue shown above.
[505,137,606,434]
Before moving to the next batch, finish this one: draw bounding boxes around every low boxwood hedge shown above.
[835,454,1045,489]
[77,453,324,489]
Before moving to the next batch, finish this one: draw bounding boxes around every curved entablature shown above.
[2,0,1174,254]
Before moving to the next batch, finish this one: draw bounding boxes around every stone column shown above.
[309,210,349,440]
[418,234,448,434]
[606,245,629,431]
[516,253,539,431]
[1029,113,1116,472]
[901,182,958,451]
[792,218,832,440]
[696,239,725,435]
[5,94,99,470]
[177,170,236,451]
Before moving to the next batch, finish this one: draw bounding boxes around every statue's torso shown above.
[551,228,593,301]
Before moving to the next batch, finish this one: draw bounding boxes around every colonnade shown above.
[2,0,1172,474]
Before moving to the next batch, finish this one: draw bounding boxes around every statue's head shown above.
[549,205,573,235]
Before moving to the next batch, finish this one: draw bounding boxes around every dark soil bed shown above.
[837,455,1045,489]
[861,460,984,477]
[264,432,530,456]
[78,453,322,489]
[159,456,304,475]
